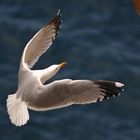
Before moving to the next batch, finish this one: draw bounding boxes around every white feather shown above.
[7,94,29,127]
[115,82,124,87]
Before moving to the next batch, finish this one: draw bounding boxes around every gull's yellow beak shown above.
[59,62,67,68]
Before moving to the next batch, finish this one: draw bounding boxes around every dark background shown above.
[0,0,140,140]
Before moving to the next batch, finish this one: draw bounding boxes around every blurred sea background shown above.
[0,0,140,140]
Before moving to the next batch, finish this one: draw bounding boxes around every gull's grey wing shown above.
[20,10,62,70]
[23,79,124,111]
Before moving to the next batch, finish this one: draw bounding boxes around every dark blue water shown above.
[0,0,140,139]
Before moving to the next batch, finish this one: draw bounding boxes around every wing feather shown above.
[20,10,62,69]
[23,79,124,111]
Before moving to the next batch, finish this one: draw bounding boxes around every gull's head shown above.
[50,62,67,73]
[43,62,67,82]
[51,62,66,74]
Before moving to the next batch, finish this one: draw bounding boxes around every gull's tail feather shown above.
[7,94,29,126]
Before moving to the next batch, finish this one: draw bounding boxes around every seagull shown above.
[7,10,124,127]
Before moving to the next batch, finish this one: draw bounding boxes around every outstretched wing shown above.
[23,79,124,111]
[20,10,62,70]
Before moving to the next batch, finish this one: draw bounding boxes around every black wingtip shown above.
[57,9,61,16]
[48,9,62,35]
[49,9,62,24]
[93,80,124,102]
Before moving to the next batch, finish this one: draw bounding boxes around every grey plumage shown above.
[25,79,124,111]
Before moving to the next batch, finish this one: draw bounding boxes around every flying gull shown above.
[7,10,124,126]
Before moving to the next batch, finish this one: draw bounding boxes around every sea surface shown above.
[0,0,140,140]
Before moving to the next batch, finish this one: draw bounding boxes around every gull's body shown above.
[7,10,124,127]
